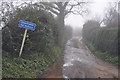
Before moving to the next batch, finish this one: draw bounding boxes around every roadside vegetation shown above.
[87,42,119,65]
[2,3,73,78]
[3,47,61,78]
[82,6,119,65]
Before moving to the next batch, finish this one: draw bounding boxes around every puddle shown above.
[76,58,82,62]
[63,62,73,67]
[62,37,118,78]
[63,75,69,78]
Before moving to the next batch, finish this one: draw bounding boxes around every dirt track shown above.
[40,37,118,78]
[63,37,118,78]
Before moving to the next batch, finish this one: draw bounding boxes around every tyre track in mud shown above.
[40,37,118,78]
[62,37,118,78]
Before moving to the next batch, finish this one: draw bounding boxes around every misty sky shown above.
[0,0,119,29]
[65,0,119,28]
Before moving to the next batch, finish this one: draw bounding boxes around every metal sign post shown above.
[19,28,28,57]
[18,20,36,57]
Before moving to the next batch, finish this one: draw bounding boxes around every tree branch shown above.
[54,2,63,9]
[41,2,60,11]
[63,2,69,8]
[49,8,59,16]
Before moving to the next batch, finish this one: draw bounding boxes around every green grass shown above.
[87,43,120,65]
[2,46,62,78]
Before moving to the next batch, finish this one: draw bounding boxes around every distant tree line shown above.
[2,2,60,56]
[83,5,119,57]
[2,2,74,57]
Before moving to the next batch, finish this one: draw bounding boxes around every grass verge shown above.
[2,46,62,78]
[87,43,120,65]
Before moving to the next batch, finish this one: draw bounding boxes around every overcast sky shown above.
[0,0,119,29]
[65,0,119,28]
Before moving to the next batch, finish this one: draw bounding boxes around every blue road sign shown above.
[18,20,36,30]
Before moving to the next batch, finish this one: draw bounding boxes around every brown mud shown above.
[40,37,118,78]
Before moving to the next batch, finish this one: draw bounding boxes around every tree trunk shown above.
[57,12,65,47]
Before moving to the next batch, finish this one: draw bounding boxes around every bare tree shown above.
[0,1,44,28]
[40,1,88,27]
[103,2,118,27]
[37,1,88,46]
[0,2,16,26]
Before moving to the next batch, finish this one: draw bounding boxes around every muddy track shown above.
[39,52,64,78]
[63,37,118,78]
[40,37,118,78]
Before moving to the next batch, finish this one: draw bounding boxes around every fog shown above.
[65,0,118,28]
[0,0,119,29]
[1,0,119,78]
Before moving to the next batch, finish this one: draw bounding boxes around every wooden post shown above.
[19,29,28,57]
